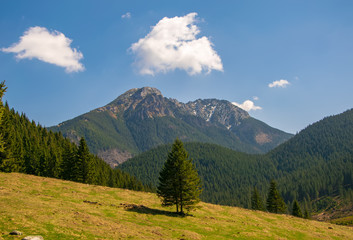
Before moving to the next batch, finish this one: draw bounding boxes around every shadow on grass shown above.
[122,203,189,217]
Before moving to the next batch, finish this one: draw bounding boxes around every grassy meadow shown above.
[0,172,352,239]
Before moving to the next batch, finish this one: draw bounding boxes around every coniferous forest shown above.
[119,108,353,213]
[0,85,149,191]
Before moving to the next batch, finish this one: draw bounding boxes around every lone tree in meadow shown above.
[157,138,202,214]
[266,180,287,214]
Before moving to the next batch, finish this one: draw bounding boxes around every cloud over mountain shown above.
[130,12,223,76]
[1,26,84,73]
[268,79,290,88]
[232,100,262,111]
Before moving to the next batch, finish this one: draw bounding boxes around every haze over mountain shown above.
[49,87,292,166]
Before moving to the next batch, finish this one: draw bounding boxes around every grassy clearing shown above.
[0,172,352,239]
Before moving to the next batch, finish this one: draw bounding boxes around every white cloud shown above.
[253,96,259,101]
[121,12,131,19]
[268,79,290,88]
[232,100,262,112]
[1,26,84,73]
[130,12,223,75]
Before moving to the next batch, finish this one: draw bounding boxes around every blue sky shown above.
[1,1,353,134]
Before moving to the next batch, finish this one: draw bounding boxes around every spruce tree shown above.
[251,187,264,210]
[61,140,77,180]
[266,180,287,214]
[0,81,7,155]
[304,207,311,219]
[157,139,202,214]
[73,138,94,183]
[292,199,303,218]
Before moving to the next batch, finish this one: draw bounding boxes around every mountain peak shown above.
[120,87,162,100]
[106,87,163,108]
[138,87,162,97]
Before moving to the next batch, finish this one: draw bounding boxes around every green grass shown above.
[0,172,352,239]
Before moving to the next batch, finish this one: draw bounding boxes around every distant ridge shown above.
[49,87,292,166]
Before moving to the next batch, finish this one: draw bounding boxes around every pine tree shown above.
[266,180,287,214]
[251,187,264,210]
[73,138,94,183]
[0,81,7,155]
[61,140,77,180]
[292,199,303,218]
[304,207,311,219]
[157,139,202,214]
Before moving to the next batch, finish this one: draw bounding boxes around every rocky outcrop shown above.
[22,236,44,240]
[97,148,133,167]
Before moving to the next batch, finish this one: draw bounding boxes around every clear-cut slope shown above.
[49,87,293,166]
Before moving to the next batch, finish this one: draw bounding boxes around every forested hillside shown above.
[119,109,353,212]
[0,100,148,191]
[119,142,275,207]
[269,109,353,209]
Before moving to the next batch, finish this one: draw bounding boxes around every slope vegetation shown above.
[1,173,352,240]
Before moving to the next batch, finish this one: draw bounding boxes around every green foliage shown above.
[251,187,265,211]
[266,180,287,214]
[304,208,311,219]
[0,81,7,155]
[73,138,94,183]
[157,139,202,214]
[0,102,148,192]
[292,200,303,218]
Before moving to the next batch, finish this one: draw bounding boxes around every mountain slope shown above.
[268,108,353,203]
[1,172,352,240]
[49,87,292,166]
[119,108,353,214]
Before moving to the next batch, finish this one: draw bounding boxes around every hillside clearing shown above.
[0,173,352,239]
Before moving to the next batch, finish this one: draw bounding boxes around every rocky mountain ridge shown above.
[50,87,292,166]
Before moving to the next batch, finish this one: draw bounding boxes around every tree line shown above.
[251,180,310,219]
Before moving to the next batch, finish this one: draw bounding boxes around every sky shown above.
[1,1,353,134]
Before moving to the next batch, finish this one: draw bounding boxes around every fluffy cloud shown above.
[121,12,131,19]
[232,100,262,112]
[130,12,223,75]
[268,79,290,88]
[1,26,84,73]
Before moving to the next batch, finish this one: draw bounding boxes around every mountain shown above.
[49,87,292,166]
[119,108,353,216]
